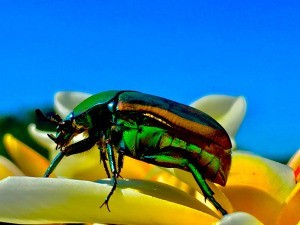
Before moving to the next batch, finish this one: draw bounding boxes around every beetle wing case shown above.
[116,91,231,150]
[116,91,232,186]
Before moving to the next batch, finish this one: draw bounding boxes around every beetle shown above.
[36,90,232,215]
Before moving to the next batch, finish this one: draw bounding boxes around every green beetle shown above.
[36,90,232,215]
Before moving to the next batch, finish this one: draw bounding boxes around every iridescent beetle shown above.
[36,90,232,215]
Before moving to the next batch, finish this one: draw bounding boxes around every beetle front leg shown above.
[44,151,65,177]
[63,136,98,156]
[188,163,227,215]
[44,136,97,177]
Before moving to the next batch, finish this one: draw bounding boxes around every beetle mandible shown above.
[36,90,232,215]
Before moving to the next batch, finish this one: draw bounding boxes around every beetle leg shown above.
[100,139,118,212]
[188,162,227,215]
[116,149,124,178]
[44,151,65,177]
[141,149,226,214]
[43,136,97,177]
[99,148,111,178]
[62,136,98,156]
[98,133,111,178]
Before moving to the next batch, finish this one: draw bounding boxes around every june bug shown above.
[36,90,232,215]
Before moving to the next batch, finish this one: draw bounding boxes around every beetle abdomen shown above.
[153,132,230,186]
[120,121,230,186]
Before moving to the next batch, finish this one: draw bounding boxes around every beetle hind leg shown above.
[188,163,227,215]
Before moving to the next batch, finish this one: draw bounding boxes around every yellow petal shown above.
[0,177,219,224]
[276,182,300,225]
[147,166,193,194]
[219,151,295,224]
[288,149,300,170]
[57,153,153,181]
[3,134,52,177]
[288,149,300,182]
[137,163,220,217]
[121,156,155,179]
[0,156,24,179]
[216,212,264,225]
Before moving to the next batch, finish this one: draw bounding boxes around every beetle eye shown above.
[53,119,75,143]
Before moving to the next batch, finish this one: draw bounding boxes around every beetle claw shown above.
[47,134,56,142]
[100,199,111,212]
[116,173,123,179]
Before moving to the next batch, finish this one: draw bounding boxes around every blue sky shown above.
[0,1,299,161]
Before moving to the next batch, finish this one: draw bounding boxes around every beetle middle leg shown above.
[116,150,124,178]
[100,139,118,212]
[99,148,111,178]
[98,133,111,178]
[62,136,98,156]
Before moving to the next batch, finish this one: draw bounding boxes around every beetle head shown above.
[36,109,83,149]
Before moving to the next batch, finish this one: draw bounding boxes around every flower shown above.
[0,91,299,224]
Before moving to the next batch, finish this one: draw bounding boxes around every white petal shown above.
[28,123,56,150]
[54,91,91,117]
[0,177,218,224]
[217,212,264,225]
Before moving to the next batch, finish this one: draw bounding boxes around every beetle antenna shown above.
[35,109,63,124]
[35,109,48,120]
